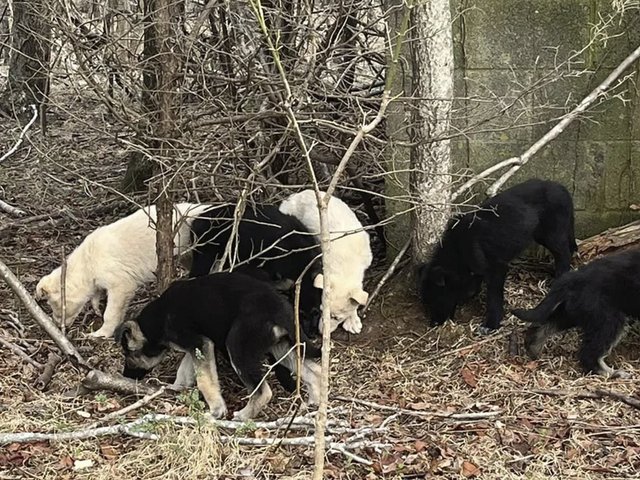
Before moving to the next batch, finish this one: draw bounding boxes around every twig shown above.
[34,352,62,390]
[595,389,640,410]
[529,388,640,410]
[0,104,38,164]
[334,395,501,420]
[0,199,26,217]
[87,387,167,428]
[0,335,44,369]
[0,258,87,367]
[81,369,159,396]
[0,212,66,237]
[363,237,410,313]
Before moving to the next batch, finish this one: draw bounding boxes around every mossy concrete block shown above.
[464,69,534,142]
[603,142,634,210]
[577,70,632,142]
[573,141,607,210]
[451,137,469,172]
[530,72,590,141]
[575,210,640,238]
[463,0,591,69]
[630,141,640,206]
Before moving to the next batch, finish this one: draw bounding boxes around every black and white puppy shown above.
[419,179,576,332]
[189,204,322,336]
[512,248,640,377]
[115,272,321,420]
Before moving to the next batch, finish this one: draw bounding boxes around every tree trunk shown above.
[0,0,51,118]
[143,0,184,291]
[409,0,454,263]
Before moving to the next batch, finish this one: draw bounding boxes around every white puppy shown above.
[279,190,372,334]
[35,203,210,338]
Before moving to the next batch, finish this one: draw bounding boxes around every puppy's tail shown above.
[512,291,563,324]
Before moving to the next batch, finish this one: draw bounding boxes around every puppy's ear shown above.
[114,321,145,351]
[313,273,324,289]
[350,289,369,306]
[35,281,47,300]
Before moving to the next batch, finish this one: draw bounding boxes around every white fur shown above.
[35,203,210,338]
[279,190,372,334]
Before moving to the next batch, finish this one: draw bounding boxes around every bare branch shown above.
[0,258,87,367]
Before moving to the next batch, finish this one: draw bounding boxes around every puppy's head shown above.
[115,320,167,380]
[35,269,86,326]
[419,263,478,326]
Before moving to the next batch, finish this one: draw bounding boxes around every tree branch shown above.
[0,258,87,367]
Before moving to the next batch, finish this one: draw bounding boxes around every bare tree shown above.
[0,0,51,118]
[409,0,454,262]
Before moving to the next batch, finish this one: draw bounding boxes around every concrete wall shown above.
[452,0,640,237]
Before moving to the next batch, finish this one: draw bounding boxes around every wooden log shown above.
[577,220,640,262]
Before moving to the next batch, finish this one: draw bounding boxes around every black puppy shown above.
[419,179,576,332]
[512,248,640,377]
[189,204,322,335]
[115,272,321,420]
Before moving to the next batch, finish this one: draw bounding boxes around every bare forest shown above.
[1,0,640,478]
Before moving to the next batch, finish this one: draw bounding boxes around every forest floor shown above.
[1,99,640,479]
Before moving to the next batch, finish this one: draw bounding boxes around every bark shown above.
[0,0,51,116]
[410,0,454,263]
[142,0,184,290]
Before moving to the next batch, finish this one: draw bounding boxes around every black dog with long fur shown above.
[419,179,576,332]
[512,248,640,377]
[189,204,322,334]
[115,272,321,420]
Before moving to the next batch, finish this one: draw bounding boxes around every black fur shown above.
[118,273,320,390]
[189,204,322,335]
[419,179,576,331]
[512,248,640,375]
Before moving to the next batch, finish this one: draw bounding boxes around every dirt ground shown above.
[1,100,640,479]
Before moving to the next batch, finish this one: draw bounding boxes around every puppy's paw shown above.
[477,326,498,336]
[88,327,116,339]
[612,369,632,380]
[208,401,228,419]
[232,408,254,422]
[342,317,362,334]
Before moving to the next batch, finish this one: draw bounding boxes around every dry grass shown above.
[1,96,640,479]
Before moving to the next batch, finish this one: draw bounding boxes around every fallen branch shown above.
[87,387,167,428]
[363,237,411,314]
[0,199,26,217]
[81,369,159,396]
[577,219,640,261]
[595,389,640,410]
[0,334,44,369]
[0,212,66,238]
[334,395,501,420]
[0,412,393,465]
[530,388,640,410]
[34,352,62,390]
[0,104,38,164]
[0,258,87,367]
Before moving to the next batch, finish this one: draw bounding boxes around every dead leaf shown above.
[631,204,639,211]
[57,455,74,470]
[460,367,477,388]
[409,401,431,411]
[461,460,480,477]
[414,439,428,452]
[99,445,119,461]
